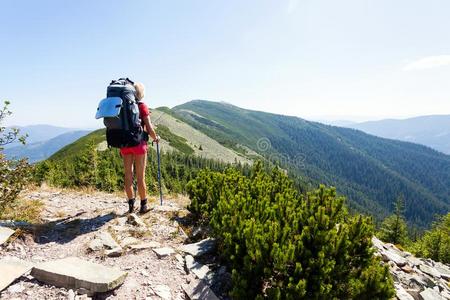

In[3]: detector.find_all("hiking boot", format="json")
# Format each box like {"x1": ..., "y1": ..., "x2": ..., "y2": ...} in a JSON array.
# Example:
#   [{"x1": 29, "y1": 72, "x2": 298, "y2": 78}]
[
  {"x1": 139, "y1": 199, "x2": 150, "y2": 214},
  {"x1": 128, "y1": 198, "x2": 135, "y2": 213}
]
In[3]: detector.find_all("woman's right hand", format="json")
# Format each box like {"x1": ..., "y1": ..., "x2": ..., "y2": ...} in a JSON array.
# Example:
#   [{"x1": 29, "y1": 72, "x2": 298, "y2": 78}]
[{"x1": 153, "y1": 135, "x2": 160, "y2": 144}]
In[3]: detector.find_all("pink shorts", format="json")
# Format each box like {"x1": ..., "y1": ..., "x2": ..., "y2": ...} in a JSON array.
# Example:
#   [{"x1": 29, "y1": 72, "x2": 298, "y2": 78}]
[{"x1": 120, "y1": 141, "x2": 148, "y2": 156}]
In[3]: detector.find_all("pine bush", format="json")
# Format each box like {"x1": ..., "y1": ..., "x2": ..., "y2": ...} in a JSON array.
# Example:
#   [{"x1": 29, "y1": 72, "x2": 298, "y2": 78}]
[{"x1": 187, "y1": 161, "x2": 394, "y2": 299}]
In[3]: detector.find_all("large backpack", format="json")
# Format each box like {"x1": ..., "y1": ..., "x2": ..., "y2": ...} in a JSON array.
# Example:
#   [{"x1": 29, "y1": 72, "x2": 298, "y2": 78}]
[{"x1": 95, "y1": 78, "x2": 144, "y2": 148}]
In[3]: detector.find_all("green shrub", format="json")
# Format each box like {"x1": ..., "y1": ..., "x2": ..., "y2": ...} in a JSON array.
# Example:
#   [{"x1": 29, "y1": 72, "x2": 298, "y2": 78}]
[
  {"x1": 411, "y1": 213, "x2": 450, "y2": 263},
  {"x1": 187, "y1": 162, "x2": 394, "y2": 299},
  {"x1": 0, "y1": 101, "x2": 31, "y2": 214}
]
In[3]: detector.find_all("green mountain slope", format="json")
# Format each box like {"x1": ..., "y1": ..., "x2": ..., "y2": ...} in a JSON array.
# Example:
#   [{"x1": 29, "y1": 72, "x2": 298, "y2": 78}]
[
  {"x1": 173, "y1": 100, "x2": 450, "y2": 227},
  {"x1": 49, "y1": 108, "x2": 248, "y2": 165}
]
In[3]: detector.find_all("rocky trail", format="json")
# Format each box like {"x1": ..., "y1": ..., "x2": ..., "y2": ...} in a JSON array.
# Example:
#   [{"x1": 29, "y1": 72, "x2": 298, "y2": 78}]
[
  {"x1": 0, "y1": 187, "x2": 225, "y2": 300},
  {"x1": 373, "y1": 237, "x2": 450, "y2": 300}
]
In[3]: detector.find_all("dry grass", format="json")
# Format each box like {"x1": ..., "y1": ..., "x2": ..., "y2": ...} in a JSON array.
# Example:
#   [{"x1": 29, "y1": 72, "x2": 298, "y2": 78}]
[{"x1": 0, "y1": 198, "x2": 44, "y2": 223}]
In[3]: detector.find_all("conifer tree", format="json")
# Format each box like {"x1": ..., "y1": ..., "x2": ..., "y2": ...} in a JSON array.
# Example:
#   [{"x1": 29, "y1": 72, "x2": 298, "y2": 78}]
[
  {"x1": 412, "y1": 213, "x2": 450, "y2": 263},
  {"x1": 379, "y1": 195, "x2": 409, "y2": 245}
]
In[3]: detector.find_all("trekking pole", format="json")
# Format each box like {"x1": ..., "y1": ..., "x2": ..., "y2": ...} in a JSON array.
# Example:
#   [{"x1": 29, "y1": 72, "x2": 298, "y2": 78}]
[{"x1": 156, "y1": 142, "x2": 163, "y2": 206}]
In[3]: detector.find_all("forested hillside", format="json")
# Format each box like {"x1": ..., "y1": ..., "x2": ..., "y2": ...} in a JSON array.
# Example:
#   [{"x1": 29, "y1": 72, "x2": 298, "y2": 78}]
[
  {"x1": 35, "y1": 127, "x2": 251, "y2": 196},
  {"x1": 173, "y1": 100, "x2": 450, "y2": 227},
  {"x1": 34, "y1": 101, "x2": 450, "y2": 228}
]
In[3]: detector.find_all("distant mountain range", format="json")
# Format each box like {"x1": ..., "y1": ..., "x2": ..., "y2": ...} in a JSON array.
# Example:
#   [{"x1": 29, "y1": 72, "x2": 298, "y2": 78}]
[
  {"x1": 4, "y1": 125, "x2": 91, "y2": 162},
  {"x1": 347, "y1": 115, "x2": 450, "y2": 154},
  {"x1": 4, "y1": 124, "x2": 82, "y2": 147}
]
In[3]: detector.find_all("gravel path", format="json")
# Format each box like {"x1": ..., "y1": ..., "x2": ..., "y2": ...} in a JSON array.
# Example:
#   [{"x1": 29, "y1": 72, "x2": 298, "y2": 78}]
[{"x1": 0, "y1": 186, "x2": 193, "y2": 300}]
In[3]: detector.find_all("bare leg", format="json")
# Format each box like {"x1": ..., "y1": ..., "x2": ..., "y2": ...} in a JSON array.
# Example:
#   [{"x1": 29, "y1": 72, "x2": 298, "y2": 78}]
[
  {"x1": 134, "y1": 153, "x2": 147, "y2": 200},
  {"x1": 123, "y1": 154, "x2": 135, "y2": 200}
]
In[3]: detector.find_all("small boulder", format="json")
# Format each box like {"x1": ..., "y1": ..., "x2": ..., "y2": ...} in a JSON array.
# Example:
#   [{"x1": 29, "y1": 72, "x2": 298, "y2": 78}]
[
  {"x1": 127, "y1": 214, "x2": 147, "y2": 228},
  {"x1": 185, "y1": 255, "x2": 210, "y2": 280},
  {"x1": 434, "y1": 264, "x2": 450, "y2": 281},
  {"x1": 153, "y1": 247, "x2": 175, "y2": 258},
  {"x1": 394, "y1": 284, "x2": 415, "y2": 300},
  {"x1": 0, "y1": 257, "x2": 34, "y2": 292},
  {"x1": 401, "y1": 265, "x2": 414, "y2": 274},
  {"x1": 105, "y1": 247, "x2": 123, "y2": 257},
  {"x1": 180, "y1": 238, "x2": 216, "y2": 258},
  {"x1": 0, "y1": 226, "x2": 15, "y2": 245},
  {"x1": 419, "y1": 288, "x2": 444, "y2": 300},
  {"x1": 120, "y1": 237, "x2": 140, "y2": 248},
  {"x1": 129, "y1": 242, "x2": 159, "y2": 251},
  {"x1": 182, "y1": 277, "x2": 219, "y2": 300},
  {"x1": 153, "y1": 284, "x2": 171, "y2": 300},
  {"x1": 88, "y1": 231, "x2": 120, "y2": 252},
  {"x1": 419, "y1": 264, "x2": 441, "y2": 278},
  {"x1": 97, "y1": 231, "x2": 120, "y2": 250},
  {"x1": 381, "y1": 249, "x2": 407, "y2": 267}
]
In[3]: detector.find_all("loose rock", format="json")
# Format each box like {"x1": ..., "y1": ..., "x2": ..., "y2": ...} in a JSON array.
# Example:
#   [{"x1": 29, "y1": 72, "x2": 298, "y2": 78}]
[
  {"x1": 419, "y1": 264, "x2": 441, "y2": 278},
  {"x1": 180, "y1": 238, "x2": 216, "y2": 258},
  {"x1": 153, "y1": 284, "x2": 171, "y2": 299},
  {"x1": 420, "y1": 287, "x2": 444, "y2": 300},
  {"x1": 0, "y1": 227, "x2": 15, "y2": 245},
  {"x1": 182, "y1": 277, "x2": 219, "y2": 300},
  {"x1": 185, "y1": 255, "x2": 210, "y2": 280},
  {"x1": 0, "y1": 257, "x2": 34, "y2": 292},
  {"x1": 127, "y1": 214, "x2": 147, "y2": 228},
  {"x1": 153, "y1": 247, "x2": 175, "y2": 258}
]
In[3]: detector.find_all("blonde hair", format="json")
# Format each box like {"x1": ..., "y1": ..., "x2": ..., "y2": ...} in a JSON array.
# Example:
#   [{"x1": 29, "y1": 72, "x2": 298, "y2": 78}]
[{"x1": 134, "y1": 82, "x2": 145, "y2": 100}]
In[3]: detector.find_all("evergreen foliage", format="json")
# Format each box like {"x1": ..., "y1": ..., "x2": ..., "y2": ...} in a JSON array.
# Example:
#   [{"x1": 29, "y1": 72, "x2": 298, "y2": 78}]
[
  {"x1": 411, "y1": 213, "x2": 450, "y2": 264},
  {"x1": 378, "y1": 196, "x2": 409, "y2": 245},
  {"x1": 0, "y1": 101, "x2": 31, "y2": 213},
  {"x1": 33, "y1": 131, "x2": 249, "y2": 195},
  {"x1": 187, "y1": 162, "x2": 395, "y2": 299},
  {"x1": 174, "y1": 100, "x2": 450, "y2": 228}
]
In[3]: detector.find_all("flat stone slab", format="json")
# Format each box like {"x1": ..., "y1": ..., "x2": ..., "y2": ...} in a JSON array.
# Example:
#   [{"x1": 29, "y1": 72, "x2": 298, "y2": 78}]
[
  {"x1": 420, "y1": 288, "x2": 444, "y2": 300},
  {"x1": 129, "y1": 241, "x2": 160, "y2": 251},
  {"x1": 0, "y1": 226, "x2": 15, "y2": 245},
  {"x1": 182, "y1": 278, "x2": 219, "y2": 300},
  {"x1": 153, "y1": 247, "x2": 175, "y2": 258},
  {"x1": 419, "y1": 264, "x2": 441, "y2": 278},
  {"x1": 394, "y1": 283, "x2": 415, "y2": 300},
  {"x1": 32, "y1": 257, "x2": 127, "y2": 293},
  {"x1": 435, "y1": 264, "x2": 450, "y2": 281},
  {"x1": 381, "y1": 249, "x2": 407, "y2": 267},
  {"x1": 0, "y1": 257, "x2": 34, "y2": 291},
  {"x1": 180, "y1": 238, "x2": 216, "y2": 257},
  {"x1": 185, "y1": 255, "x2": 210, "y2": 280}
]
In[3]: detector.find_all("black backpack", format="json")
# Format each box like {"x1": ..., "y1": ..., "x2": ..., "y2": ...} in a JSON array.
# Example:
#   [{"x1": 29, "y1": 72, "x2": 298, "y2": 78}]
[{"x1": 95, "y1": 78, "x2": 144, "y2": 148}]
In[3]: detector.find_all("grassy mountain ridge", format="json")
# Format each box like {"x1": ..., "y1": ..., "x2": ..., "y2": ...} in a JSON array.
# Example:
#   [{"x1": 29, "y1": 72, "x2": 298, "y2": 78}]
[
  {"x1": 49, "y1": 108, "x2": 247, "y2": 164},
  {"x1": 172, "y1": 100, "x2": 450, "y2": 227}
]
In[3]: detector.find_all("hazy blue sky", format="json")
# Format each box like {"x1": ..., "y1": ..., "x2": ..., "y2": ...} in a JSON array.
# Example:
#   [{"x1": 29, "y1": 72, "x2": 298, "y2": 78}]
[{"x1": 1, "y1": 0, "x2": 450, "y2": 127}]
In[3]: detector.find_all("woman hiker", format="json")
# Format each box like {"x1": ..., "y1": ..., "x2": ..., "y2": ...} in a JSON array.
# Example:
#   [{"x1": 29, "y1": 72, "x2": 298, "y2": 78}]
[{"x1": 120, "y1": 82, "x2": 159, "y2": 214}]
